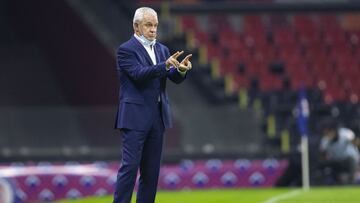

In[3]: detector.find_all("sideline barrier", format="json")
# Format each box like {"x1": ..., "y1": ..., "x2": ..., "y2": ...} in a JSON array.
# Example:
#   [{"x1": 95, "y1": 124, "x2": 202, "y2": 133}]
[{"x1": 0, "y1": 159, "x2": 288, "y2": 203}]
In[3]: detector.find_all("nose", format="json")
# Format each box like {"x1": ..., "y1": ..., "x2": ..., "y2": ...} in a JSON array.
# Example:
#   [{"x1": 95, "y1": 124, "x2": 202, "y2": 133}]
[{"x1": 151, "y1": 25, "x2": 157, "y2": 32}]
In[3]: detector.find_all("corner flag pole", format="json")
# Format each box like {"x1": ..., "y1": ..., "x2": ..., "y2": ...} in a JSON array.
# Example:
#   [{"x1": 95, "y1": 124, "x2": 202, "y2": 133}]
[
  {"x1": 297, "y1": 87, "x2": 310, "y2": 191},
  {"x1": 301, "y1": 134, "x2": 310, "y2": 190}
]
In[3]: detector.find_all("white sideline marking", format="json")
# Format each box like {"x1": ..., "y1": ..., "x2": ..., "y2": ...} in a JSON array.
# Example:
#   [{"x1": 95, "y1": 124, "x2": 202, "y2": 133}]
[{"x1": 261, "y1": 190, "x2": 303, "y2": 203}]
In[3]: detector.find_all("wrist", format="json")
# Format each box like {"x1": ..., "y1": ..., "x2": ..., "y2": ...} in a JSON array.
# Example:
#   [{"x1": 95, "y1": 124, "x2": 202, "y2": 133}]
[
  {"x1": 177, "y1": 68, "x2": 187, "y2": 73},
  {"x1": 165, "y1": 62, "x2": 171, "y2": 71},
  {"x1": 177, "y1": 68, "x2": 187, "y2": 76}
]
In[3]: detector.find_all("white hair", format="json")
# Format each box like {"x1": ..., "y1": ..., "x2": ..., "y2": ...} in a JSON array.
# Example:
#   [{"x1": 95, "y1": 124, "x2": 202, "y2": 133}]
[{"x1": 133, "y1": 7, "x2": 158, "y2": 25}]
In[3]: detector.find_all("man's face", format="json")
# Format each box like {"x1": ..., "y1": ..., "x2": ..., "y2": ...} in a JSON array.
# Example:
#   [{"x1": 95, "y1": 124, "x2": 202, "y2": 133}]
[{"x1": 136, "y1": 13, "x2": 158, "y2": 41}]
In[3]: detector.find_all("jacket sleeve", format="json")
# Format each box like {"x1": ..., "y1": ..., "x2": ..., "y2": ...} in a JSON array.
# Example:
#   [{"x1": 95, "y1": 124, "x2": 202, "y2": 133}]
[
  {"x1": 117, "y1": 47, "x2": 167, "y2": 83},
  {"x1": 167, "y1": 68, "x2": 186, "y2": 84}
]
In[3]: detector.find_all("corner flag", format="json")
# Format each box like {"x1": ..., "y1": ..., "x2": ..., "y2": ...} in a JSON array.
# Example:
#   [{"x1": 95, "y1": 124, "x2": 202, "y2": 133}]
[
  {"x1": 297, "y1": 88, "x2": 310, "y2": 137},
  {"x1": 296, "y1": 87, "x2": 310, "y2": 190}
]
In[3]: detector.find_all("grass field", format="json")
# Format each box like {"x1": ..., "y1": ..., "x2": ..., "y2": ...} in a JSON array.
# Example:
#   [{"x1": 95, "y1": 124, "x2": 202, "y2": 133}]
[{"x1": 56, "y1": 186, "x2": 360, "y2": 203}]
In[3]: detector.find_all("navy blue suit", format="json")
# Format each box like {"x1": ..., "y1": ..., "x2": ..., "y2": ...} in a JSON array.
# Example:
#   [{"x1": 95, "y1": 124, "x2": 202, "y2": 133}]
[{"x1": 113, "y1": 36, "x2": 186, "y2": 203}]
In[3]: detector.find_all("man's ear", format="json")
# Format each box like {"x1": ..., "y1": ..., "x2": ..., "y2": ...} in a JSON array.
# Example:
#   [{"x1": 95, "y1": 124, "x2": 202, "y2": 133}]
[{"x1": 133, "y1": 23, "x2": 139, "y2": 32}]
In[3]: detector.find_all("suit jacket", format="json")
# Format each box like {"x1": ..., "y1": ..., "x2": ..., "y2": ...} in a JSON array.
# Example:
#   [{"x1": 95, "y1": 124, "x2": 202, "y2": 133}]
[{"x1": 115, "y1": 36, "x2": 186, "y2": 131}]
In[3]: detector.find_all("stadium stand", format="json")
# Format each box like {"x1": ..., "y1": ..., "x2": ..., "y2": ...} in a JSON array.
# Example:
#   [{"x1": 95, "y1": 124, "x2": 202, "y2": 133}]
[{"x1": 175, "y1": 12, "x2": 360, "y2": 152}]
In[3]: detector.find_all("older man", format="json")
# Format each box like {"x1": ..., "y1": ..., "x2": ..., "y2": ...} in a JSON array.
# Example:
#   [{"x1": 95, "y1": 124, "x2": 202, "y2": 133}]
[{"x1": 113, "y1": 7, "x2": 192, "y2": 203}]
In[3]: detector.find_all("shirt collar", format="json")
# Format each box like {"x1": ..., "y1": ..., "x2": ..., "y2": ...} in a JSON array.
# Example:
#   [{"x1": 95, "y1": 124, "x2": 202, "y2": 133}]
[{"x1": 134, "y1": 34, "x2": 156, "y2": 48}]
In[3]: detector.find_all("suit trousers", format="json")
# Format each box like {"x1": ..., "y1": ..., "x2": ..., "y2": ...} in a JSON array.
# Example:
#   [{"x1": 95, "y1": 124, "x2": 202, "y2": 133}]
[{"x1": 113, "y1": 104, "x2": 165, "y2": 203}]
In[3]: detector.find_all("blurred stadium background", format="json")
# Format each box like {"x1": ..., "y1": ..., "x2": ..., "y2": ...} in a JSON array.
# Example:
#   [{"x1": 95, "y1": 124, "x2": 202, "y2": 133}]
[{"x1": 1, "y1": 0, "x2": 360, "y2": 202}]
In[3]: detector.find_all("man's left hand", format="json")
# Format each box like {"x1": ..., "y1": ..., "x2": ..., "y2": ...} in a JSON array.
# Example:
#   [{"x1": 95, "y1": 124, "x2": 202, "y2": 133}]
[{"x1": 178, "y1": 54, "x2": 192, "y2": 72}]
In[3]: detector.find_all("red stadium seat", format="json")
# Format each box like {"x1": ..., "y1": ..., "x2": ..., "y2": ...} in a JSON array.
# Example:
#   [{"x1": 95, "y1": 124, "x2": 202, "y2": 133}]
[
  {"x1": 233, "y1": 73, "x2": 250, "y2": 90},
  {"x1": 259, "y1": 74, "x2": 283, "y2": 91},
  {"x1": 273, "y1": 28, "x2": 296, "y2": 47},
  {"x1": 243, "y1": 15, "x2": 264, "y2": 34},
  {"x1": 181, "y1": 15, "x2": 198, "y2": 32}
]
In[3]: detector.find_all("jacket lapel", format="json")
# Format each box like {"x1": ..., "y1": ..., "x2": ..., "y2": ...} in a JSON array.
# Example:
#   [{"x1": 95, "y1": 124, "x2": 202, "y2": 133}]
[
  {"x1": 155, "y1": 44, "x2": 167, "y2": 93},
  {"x1": 131, "y1": 36, "x2": 154, "y2": 65},
  {"x1": 154, "y1": 43, "x2": 161, "y2": 64}
]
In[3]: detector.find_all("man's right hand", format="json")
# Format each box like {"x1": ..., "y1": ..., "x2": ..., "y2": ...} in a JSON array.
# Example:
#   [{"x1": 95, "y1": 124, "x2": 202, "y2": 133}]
[{"x1": 166, "y1": 51, "x2": 184, "y2": 70}]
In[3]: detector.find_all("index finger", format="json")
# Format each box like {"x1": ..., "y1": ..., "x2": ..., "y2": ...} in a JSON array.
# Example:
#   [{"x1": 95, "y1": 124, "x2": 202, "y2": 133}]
[
  {"x1": 172, "y1": 50, "x2": 184, "y2": 59},
  {"x1": 183, "y1": 54, "x2": 192, "y2": 61},
  {"x1": 170, "y1": 51, "x2": 179, "y2": 58}
]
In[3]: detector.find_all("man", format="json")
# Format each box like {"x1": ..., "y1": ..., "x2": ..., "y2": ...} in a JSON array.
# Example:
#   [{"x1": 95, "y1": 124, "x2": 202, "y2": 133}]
[
  {"x1": 319, "y1": 118, "x2": 359, "y2": 184},
  {"x1": 113, "y1": 7, "x2": 192, "y2": 203}
]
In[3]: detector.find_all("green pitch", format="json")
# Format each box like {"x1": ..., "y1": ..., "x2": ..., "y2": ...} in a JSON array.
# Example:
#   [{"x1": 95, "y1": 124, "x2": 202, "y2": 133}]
[{"x1": 56, "y1": 186, "x2": 360, "y2": 203}]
